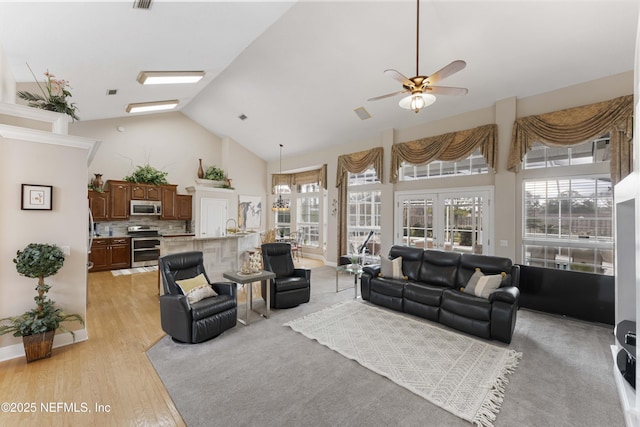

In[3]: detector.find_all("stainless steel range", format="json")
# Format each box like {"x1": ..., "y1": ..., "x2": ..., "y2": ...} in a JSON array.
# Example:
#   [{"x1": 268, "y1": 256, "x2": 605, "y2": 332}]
[{"x1": 128, "y1": 225, "x2": 161, "y2": 267}]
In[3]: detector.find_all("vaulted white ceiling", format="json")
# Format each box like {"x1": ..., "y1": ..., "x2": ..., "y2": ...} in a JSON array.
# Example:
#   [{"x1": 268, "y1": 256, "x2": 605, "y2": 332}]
[{"x1": 0, "y1": 1, "x2": 637, "y2": 161}]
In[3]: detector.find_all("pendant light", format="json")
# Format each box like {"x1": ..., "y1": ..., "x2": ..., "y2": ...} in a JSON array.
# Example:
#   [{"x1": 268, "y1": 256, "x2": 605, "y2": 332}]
[{"x1": 272, "y1": 144, "x2": 290, "y2": 212}]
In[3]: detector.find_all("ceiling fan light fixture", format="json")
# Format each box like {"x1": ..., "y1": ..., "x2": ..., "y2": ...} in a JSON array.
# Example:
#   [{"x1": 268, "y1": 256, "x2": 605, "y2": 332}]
[{"x1": 399, "y1": 93, "x2": 436, "y2": 113}]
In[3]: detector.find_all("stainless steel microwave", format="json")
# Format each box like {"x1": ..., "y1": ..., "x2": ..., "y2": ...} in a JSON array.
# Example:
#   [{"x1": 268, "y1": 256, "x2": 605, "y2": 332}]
[{"x1": 130, "y1": 200, "x2": 162, "y2": 216}]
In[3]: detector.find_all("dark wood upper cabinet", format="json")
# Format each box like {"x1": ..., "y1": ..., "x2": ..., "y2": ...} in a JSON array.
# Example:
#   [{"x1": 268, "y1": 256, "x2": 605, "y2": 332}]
[
  {"x1": 160, "y1": 185, "x2": 177, "y2": 220},
  {"x1": 177, "y1": 194, "x2": 192, "y2": 220},
  {"x1": 131, "y1": 184, "x2": 161, "y2": 201},
  {"x1": 107, "y1": 181, "x2": 130, "y2": 220},
  {"x1": 88, "y1": 190, "x2": 109, "y2": 221}
]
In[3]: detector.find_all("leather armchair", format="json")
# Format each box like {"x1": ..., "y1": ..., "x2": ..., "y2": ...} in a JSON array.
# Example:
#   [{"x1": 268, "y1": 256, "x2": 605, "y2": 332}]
[
  {"x1": 261, "y1": 243, "x2": 310, "y2": 309},
  {"x1": 159, "y1": 251, "x2": 237, "y2": 343}
]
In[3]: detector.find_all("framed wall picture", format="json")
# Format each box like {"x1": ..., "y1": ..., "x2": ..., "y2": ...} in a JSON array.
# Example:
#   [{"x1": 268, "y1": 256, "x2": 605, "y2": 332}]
[
  {"x1": 21, "y1": 184, "x2": 53, "y2": 210},
  {"x1": 238, "y1": 195, "x2": 262, "y2": 231}
]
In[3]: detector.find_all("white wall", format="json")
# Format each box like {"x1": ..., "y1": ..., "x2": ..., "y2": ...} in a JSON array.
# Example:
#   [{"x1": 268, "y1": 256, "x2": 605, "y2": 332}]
[
  {"x1": 0, "y1": 136, "x2": 91, "y2": 353},
  {"x1": 70, "y1": 113, "x2": 268, "y2": 201},
  {"x1": 0, "y1": 43, "x2": 15, "y2": 103},
  {"x1": 267, "y1": 71, "x2": 634, "y2": 264}
]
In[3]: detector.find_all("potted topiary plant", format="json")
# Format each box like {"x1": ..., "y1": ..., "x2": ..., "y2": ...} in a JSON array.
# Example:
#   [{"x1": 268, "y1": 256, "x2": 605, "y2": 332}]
[{"x1": 0, "y1": 243, "x2": 84, "y2": 363}]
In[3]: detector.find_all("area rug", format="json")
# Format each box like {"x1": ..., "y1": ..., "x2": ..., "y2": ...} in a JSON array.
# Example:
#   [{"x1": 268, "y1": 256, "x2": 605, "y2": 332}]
[
  {"x1": 284, "y1": 300, "x2": 522, "y2": 427},
  {"x1": 110, "y1": 265, "x2": 158, "y2": 276}
]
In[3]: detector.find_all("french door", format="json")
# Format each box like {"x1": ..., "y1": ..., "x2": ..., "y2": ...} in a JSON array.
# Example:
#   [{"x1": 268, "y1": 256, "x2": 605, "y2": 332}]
[{"x1": 394, "y1": 187, "x2": 494, "y2": 255}]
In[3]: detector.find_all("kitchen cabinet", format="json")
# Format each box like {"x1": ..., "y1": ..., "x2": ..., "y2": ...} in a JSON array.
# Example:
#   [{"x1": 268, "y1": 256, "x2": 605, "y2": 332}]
[
  {"x1": 131, "y1": 184, "x2": 161, "y2": 201},
  {"x1": 89, "y1": 237, "x2": 131, "y2": 272},
  {"x1": 88, "y1": 190, "x2": 109, "y2": 221},
  {"x1": 160, "y1": 185, "x2": 177, "y2": 220},
  {"x1": 107, "y1": 181, "x2": 130, "y2": 220},
  {"x1": 177, "y1": 194, "x2": 192, "y2": 220}
]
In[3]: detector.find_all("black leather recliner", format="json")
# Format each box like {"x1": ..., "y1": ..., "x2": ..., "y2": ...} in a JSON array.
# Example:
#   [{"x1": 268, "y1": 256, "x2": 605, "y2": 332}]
[
  {"x1": 261, "y1": 243, "x2": 311, "y2": 309},
  {"x1": 159, "y1": 251, "x2": 237, "y2": 343}
]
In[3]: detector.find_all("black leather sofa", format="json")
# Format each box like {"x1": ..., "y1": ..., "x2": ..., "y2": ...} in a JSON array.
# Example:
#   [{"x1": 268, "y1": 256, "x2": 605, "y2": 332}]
[{"x1": 360, "y1": 246, "x2": 520, "y2": 343}]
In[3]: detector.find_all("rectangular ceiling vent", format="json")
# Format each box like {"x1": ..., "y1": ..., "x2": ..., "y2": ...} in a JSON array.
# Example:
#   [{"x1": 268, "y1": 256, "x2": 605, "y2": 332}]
[
  {"x1": 133, "y1": 0, "x2": 152, "y2": 9},
  {"x1": 106, "y1": 89, "x2": 118, "y2": 96},
  {"x1": 354, "y1": 107, "x2": 371, "y2": 121}
]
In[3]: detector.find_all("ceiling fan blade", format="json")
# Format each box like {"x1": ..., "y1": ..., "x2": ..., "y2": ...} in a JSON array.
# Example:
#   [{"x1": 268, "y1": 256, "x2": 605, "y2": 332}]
[
  {"x1": 426, "y1": 60, "x2": 467, "y2": 84},
  {"x1": 368, "y1": 89, "x2": 409, "y2": 102},
  {"x1": 425, "y1": 86, "x2": 469, "y2": 96},
  {"x1": 384, "y1": 69, "x2": 413, "y2": 87}
]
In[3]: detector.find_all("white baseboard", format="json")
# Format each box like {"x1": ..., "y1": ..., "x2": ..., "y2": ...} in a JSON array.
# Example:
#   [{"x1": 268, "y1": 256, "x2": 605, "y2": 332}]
[{"x1": 0, "y1": 329, "x2": 88, "y2": 363}]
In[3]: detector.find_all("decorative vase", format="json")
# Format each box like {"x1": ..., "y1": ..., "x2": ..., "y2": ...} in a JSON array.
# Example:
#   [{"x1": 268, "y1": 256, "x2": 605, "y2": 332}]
[
  {"x1": 22, "y1": 330, "x2": 55, "y2": 363},
  {"x1": 197, "y1": 159, "x2": 204, "y2": 179},
  {"x1": 92, "y1": 173, "x2": 103, "y2": 190}
]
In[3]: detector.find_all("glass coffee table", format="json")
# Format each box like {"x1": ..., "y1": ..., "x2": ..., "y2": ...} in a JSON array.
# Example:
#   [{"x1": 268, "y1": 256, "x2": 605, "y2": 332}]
[{"x1": 336, "y1": 263, "x2": 363, "y2": 299}]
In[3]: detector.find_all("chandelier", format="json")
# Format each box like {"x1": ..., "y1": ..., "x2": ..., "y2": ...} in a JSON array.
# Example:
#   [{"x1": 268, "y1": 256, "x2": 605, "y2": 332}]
[{"x1": 272, "y1": 144, "x2": 290, "y2": 212}]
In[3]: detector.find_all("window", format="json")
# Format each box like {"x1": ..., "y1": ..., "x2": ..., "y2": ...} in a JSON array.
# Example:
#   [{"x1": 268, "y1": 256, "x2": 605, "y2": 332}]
[
  {"x1": 348, "y1": 169, "x2": 380, "y2": 186},
  {"x1": 396, "y1": 189, "x2": 491, "y2": 255},
  {"x1": 398, "y1": 149, "x2": 488, "y2": 181},
  {"x1": 523, "y1": 176, "x2": 613, "y2": 275},
  {"x1": 274, "y1": 184, "x2": 291, "y2": 236},
  {"x1": 297, "y1": 183, "x2": 320, "y2": 247},
  {"x1": 523, "y1": 135, "x2": 610, "y2": 169},
  {"x1": 346, "y1": 169, "x2": 381, "y2": 260}
]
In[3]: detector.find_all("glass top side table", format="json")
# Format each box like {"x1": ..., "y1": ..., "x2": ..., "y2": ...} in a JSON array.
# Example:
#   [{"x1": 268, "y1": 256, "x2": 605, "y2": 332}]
[{"x1": 336, "y1": 263, "x2": 363, "y2": 299}]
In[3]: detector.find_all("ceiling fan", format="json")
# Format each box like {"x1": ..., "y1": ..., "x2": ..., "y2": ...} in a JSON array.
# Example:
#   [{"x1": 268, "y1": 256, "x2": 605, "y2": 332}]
[{"x1": 368, "y1": 0, "x2": 468, "y2": 113}]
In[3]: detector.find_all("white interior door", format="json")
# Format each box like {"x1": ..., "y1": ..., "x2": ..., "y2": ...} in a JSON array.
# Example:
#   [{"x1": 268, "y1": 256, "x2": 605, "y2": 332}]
[
  {"x1": 200, "y1": 198, "x2": 228, "y2": 238},
  {"x1": 395, "y1": 187, "x2": 493, "y2": 255}
]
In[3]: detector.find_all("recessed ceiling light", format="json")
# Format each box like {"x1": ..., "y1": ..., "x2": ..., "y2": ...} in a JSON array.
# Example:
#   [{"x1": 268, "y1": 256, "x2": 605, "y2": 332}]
[
  {"x1": 136, "y1": 71, "x2": 205, "y2": 85},
  {"x1": 126, "y1": 100, "x2": 179, "y2": 114}
]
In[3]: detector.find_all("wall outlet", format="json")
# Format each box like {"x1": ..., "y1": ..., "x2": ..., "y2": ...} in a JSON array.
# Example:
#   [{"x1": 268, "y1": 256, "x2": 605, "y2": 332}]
[
  {"x1": 61, "y1": 245, "x2": 71, "y2": 256},
  {"x1": 499, "y1": 240, "x2": 508, "y2": 247}
]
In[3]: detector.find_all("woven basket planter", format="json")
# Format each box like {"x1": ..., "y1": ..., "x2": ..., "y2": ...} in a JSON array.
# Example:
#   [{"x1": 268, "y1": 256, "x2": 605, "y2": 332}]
[{"x1": 22, "y1": 330, "x2": 55, "y2": 363}]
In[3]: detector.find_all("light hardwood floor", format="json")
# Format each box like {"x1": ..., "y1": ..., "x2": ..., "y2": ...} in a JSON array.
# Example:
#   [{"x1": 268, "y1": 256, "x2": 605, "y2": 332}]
[{"x1": 0, "y1": 257, "x2": 322, "y2": 426}]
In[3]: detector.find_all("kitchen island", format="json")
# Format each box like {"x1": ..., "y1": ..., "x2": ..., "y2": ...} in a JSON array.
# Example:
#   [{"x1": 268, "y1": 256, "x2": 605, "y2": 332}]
[{"x1": 160, "y1": 232, "x2": 261, "y2": 286}]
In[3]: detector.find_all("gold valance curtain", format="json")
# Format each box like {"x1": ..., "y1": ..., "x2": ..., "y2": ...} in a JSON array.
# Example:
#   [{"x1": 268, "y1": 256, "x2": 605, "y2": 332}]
[
  {"x1": 335, "y1": 147, "x2": 384, "y2": 260},
  {"x1": 336, "y1": 147, "x2": 384, "y2": 188},
  {"x1": 294, "y1": 164, "x2": 327, "y2": 189},
  {"x1": 271, "y1": 164, "x2": 327, "y2": 194},
  {"x1": 508, "y1": 94, "x2": 633, "y2": 184},
  {"x1": 390, "y1": 124, "x2": 497, "y2": 183}
]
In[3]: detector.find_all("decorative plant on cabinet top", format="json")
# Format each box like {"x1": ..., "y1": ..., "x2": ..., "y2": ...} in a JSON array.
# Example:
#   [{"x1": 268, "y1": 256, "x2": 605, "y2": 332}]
[{"x1": 123, "y1": 164, "x2": 169, "y2": 185}]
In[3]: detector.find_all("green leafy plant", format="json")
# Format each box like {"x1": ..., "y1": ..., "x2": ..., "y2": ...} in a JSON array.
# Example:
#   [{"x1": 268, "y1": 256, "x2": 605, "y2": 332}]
[
  {"x1": 204, "y1": 166, "x2": 226, "y2": 181},
  {"x1": 123, "y1": 164, "x2": 169, "y2": 185},
  {"x1": 0, "y1": 244, "x2": 84, "y2": 339},
  {"x1": 17, "y1": 68, "x2": 79, "y2": 121}
]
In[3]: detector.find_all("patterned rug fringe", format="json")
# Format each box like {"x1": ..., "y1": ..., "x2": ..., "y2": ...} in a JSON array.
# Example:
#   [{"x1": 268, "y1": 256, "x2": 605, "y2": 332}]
[{"x1": 472, "y1": 350, "x2": 522, "y2": 427}]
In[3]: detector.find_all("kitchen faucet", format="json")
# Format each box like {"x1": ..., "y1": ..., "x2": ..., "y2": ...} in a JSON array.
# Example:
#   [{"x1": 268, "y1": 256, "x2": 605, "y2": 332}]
[{"x1": 226, "y1": 218, "x2": 237, "y2": 234}]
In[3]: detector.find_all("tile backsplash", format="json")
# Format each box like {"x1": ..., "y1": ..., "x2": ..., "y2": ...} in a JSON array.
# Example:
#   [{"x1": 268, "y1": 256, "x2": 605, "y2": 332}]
[{"x1": 93, "y1": 217, "x2": 192, "y2": 237}]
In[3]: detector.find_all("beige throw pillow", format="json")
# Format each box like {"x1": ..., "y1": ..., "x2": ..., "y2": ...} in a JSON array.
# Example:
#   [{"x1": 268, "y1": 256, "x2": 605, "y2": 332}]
[
  {"x1": 175, "y1": 273, "x2": 218, "y2": 304},
  {"x1": 378, "y1": 256, "x2": 406, "y2": 280},
  {"x1": 462, "y1": 269, "x2": 505, "y2": 298}
]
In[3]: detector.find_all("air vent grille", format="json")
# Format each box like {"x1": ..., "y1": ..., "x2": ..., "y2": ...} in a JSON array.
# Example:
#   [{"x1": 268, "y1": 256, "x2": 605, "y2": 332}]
[
  {"x1": 133, "y1": 0, "x2": 152, "y2": 9},
  {"x1": 106, "y1": 89, "x2": 118, "y2": 96},
  {"x1": 354, "y1": 107, "x2": 371, "y2": 120}
]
